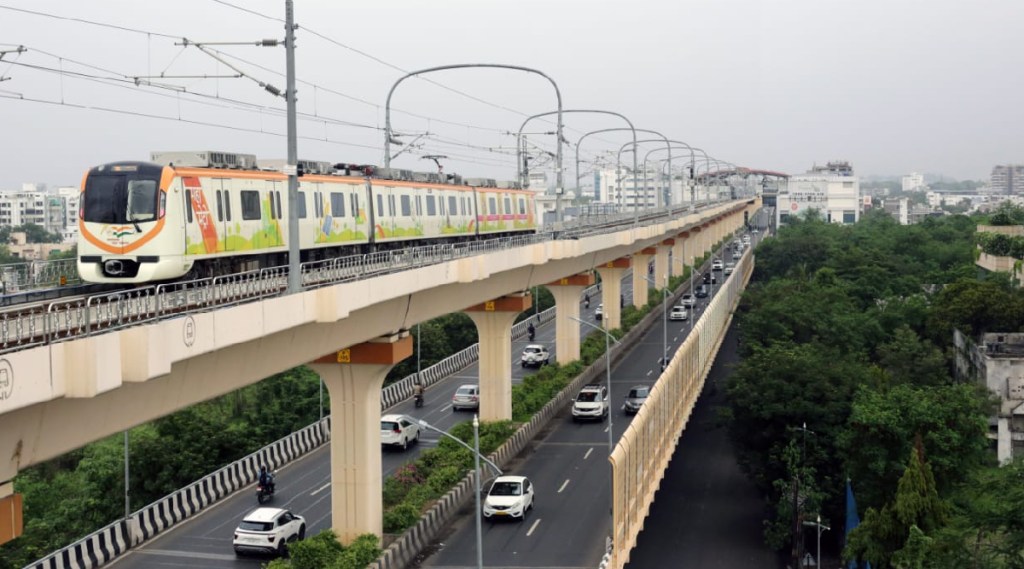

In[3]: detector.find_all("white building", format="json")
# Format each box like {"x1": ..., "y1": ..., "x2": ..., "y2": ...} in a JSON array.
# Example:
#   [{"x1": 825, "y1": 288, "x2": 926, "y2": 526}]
[
  {"x1": 902, "y1": 172, "x2": 926, "y2": 192},
  {"x1": 0, "y1": 184, "x2": 81, "y2": 242},
  {"x1": 776, "y1": 161, "x2": 860, "y2": 225},
  {"x1": 595, "y1": 167, "x2": 697, "y2": 210}
]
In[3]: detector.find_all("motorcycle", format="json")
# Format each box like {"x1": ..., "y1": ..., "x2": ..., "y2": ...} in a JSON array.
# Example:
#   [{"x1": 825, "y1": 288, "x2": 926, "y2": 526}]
[
  {"x1": 414, "y1": 393, "x2": 424, "y2": 408},
  {"x1": 256, "y1": 475, "x2": 275, "y2": 504}
]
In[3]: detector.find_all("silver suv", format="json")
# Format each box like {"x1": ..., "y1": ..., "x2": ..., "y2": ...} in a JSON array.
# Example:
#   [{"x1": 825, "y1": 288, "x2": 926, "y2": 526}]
[
  {"x1": 521, "y1": 344, "x2": 551, "y2": 368},
  {"x1": 572, "y1": 383, "x2": 609, "y2": 421}
]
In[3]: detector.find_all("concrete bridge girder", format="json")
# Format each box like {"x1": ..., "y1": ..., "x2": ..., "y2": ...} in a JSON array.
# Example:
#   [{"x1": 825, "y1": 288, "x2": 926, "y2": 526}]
[{"x1": 0, "y1": 202, "x2": 751, "y2": 487}]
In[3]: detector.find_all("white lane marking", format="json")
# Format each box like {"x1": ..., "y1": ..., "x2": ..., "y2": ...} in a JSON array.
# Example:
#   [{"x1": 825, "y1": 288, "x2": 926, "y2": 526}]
[
  {"x1": 526, "y1": 518, "x2": 542, "y2": 536},
  {"x1": 311, "y1": 482, "x2": 330, "y2": 496},
  {"x1": 558, "y1": 479, "x2": 570, "y2": 493},
  {"x1": 584, "y1": 447, "x2": 594, "y2": 460},
  {"x1": 646, "y1": 369, "x2": 653, "y2": 376},
  {"x1": 441, "y1": 405, "x2": 452, "y2": 413},
  {"x1": 604, "y1": 424, "x2": 610, "y2": 433}
]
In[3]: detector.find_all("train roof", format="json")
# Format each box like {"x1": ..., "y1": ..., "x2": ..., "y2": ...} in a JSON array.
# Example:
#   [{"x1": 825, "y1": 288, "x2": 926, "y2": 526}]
[{"x1": 145, "y1": 150, "x2": 523, "y2": 189}]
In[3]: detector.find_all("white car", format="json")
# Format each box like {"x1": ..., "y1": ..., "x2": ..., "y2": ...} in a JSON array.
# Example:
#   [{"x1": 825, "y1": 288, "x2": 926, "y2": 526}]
[
  {"x1": 724, "y1": 263, "x2": 735, "y2": 275},
  {"x1": 451, "y1": 384, "x2": 480, "y2": 411},
  {"x1": 711, "y1": 259, "x2": 724, "y2": 271},
  {"x1": 743, "y1": 234, "x2": 751, "y2": 244},
  {"x1": 669, "y1": 306, "x2": 688, "y2": 321},
  {"x1": 381, "y1": 414, "x2": 420, "y2": 450},
  {"x1": 233, "y1": 507, "x2": 306, "y2": 557},
  {"x1": 572, "y1": 383, "x2": 609, "y2": 421},
  {"x1": 483, "y1": 475, "x2": 534, "y2": 521},
  {"x1": 732, "y1": 250, "x2": 742, "y2": 260},
  {"x1": 521, "y1": 344, "x2": 551, "y2": 368},
  {"x1": 594, "y1": 303, "x2": 604, "y2": 320},
  {"x1": 680, "y1": 294, "x2": 696, "y2": 308}
]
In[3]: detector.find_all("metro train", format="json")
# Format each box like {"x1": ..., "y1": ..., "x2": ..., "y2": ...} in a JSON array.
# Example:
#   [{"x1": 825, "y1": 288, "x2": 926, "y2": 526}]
[{"x1": 77, "y1": 151, "x2": 538, "y2": 284}]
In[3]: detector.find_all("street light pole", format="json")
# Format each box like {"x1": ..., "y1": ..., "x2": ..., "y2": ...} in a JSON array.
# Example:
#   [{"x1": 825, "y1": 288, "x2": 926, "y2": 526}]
[
  {"x1": 642, "y1": 274, "x2": 669, "y2": 370},
  {"x1": 473, "y1": 416, "x2": 483, "y2": 569},
  {"x1": 417, "y1": 417, "x2": 502, "y2": 569},
  {"x1": 802, "y1": 514, "x2": 830, "y2": 567}
]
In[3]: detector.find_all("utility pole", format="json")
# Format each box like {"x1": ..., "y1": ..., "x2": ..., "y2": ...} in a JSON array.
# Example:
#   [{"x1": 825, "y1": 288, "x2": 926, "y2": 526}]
[{"x1": 284, "y1": 0, "x2": 300, "y2": 294}]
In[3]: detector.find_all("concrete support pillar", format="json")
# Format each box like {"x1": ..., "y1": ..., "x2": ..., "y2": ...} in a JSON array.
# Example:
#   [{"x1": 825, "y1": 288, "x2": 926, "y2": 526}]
[
  {"x1": 545, "y1": 272, "x2": 596, "y2": 364},
  {"x1": 309, "y1": 333, "x2": 413, "y2": 544},
  {"x1": 655, "y1": 241, "x2": 671, "y2": 287},
  {"x1": 671, "y1": 236, "x2": 685, "y2": 277},
  {"x1": 998, "y1": 417, "x2": 1012, "y2": 465},
  {"x1": 632, "y1": 249, "x2": 655, "y2": 308},
  {"x1": 465, "y1": 293, "x2": 532, "y2": 421},
  {"x1": 596, "y1": 258, "x2": 630, "y2": 330}
]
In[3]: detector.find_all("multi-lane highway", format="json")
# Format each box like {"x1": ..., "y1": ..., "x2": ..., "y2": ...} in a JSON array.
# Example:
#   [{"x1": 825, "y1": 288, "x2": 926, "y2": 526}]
[{"x1": 103, "y1": 230, "x2": 756, "y2": 569}]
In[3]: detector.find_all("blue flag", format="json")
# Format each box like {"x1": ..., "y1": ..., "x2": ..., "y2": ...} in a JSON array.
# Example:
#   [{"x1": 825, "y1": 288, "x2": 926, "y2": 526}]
[{"x1": 845, "y1": 479, "x2": 871, "y2": 569}]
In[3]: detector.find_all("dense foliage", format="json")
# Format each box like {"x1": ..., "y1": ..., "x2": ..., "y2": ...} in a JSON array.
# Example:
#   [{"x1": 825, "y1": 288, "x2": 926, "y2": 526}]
[
  {"x1": 725, "y1": 209, "x2": 1024, "y2": 568},
  {"x1": 265, "y1": 531, "x2": 381, "y2": 569}
]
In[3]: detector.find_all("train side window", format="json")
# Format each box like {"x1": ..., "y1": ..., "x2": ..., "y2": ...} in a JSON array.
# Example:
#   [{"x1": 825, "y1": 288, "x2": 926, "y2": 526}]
[
  {"x1": 448, "y1": 196, "x2": 457, "y2": 215},
  {"x1": 296, "y1": 191, "x2": 307, "y2": 219},
  {"x1": 268, "y1": 191, "x2": 276, "y2": 220},
  {"x1": 400, "y1": 195, "x2": 411, "y2": 216},
  {"x1": 330, "y1": 192, "x2": 346, "y2": 217},
  {"x1": 215, "y1": 190, "x2": 223, "y2": 222},
  {"x1": 376, "y1": 194, "x2": 384, "y2": 217},
  {"x1": 488, "y1": 197, "x2": 497, "y2": 215},
  {"x1": 224, "y1": 190, "x2": 232, "y2": 221},
  {"x1": 439, "y1": 194, "x2": 445, "y2": 215},
  {"x1": 185, "y1": 189, "x2": 194, "y2": 224},
  {"x1": 389, "y1": 194, "x2": 395, "y2": 216},
  {"x1": 276, "y1": 191, "x2": 283, "y2": 220},
  {"x1": 315, "y1": 192, "x2": 323, "y2": 217},
  {"x1": 415, "y1": 196, "x2": 422, "y2": 216},
  {"x1": 240, "y1": 190, "x2": 261, "y2": 220},
  {"x1": 426, "y1": 195, "x2": 437, "y2": 216},
  {"x1": 504, "y1": 197, "x2": 512, "y2": 214},
  {"x1": 519, "y1": 198, "x2": 526, "y2": 215},
  {"x1": 351, "y1": 194, "x2": 360, "y2": 218}
]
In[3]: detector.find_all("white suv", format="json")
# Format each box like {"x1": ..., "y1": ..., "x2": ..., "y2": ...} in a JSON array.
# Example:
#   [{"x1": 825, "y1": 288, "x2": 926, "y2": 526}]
[
  {"x1": 233, "y1": 507, "x2": 306, "y2": 557},
  {"x1": 572, "y1": 383, "x2": 609, "y2": 421},
  {"x1": 521, "y1": 344, "x2": 551, "y2": 368},
  {"x1": 381, "y1": 414, "x2": 420, "y2": 450}
]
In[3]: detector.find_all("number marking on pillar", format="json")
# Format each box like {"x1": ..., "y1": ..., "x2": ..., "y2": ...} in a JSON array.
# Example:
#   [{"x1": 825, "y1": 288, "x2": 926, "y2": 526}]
[
  {"x1": 485, "y1": 300, "x2": 495, "y2": 311},
  {"x1": 336, "y1": 349, "x2": 351, "y2": 363}
]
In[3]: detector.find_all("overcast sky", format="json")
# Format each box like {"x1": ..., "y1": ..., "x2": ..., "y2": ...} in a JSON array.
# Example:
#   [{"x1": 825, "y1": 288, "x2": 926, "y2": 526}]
[{"x1": 1, "y1": 0, "x2": 1022, "y2": 190}]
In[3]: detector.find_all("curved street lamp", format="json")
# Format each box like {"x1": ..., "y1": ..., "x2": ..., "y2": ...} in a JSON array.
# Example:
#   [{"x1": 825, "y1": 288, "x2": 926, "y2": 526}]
[
  {"x1": 514, "y1": 109, "x2": 636, "y2": 222},
  {"x1": 384, "y1": 63, "x2": 564, "y2": 213},
  {"x1": 573, "y1": 127, "x2": 669, "y2": 209}
]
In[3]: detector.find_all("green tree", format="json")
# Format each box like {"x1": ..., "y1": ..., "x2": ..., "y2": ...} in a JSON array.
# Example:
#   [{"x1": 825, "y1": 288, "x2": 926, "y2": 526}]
[
  {"x1": 846, "y1": 444, "x2": 949, "y2": 569},
  {"x1": 875, "y1": 325, "x2": 949, "y2": 387},
  {"x1": 839, "y1": 384, "x2": 988, "y2": 510}
]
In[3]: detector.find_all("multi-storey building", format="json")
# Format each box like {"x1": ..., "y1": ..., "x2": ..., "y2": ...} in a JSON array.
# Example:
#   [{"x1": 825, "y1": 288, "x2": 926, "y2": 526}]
[
  {"x1": 990, "y1": 164, "x2": 1024, "y2": 195},
  {"x1": 955, "y1": 331, "x2": 1024, "y2": 464},
  {"x1": 776, "y1": 161, "x2": 860, "y2": 225},
  {"x1": 0, "y1": 184, "x2": 81, "y2": 242},
  {"x1": 901, "y1": 172, "x2": 925, "y2": 192}
]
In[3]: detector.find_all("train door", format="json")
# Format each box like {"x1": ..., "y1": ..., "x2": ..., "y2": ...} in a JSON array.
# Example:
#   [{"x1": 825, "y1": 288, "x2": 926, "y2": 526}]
[{"x1": 213, "y1": 178, "x2": 231, "y2": 252}]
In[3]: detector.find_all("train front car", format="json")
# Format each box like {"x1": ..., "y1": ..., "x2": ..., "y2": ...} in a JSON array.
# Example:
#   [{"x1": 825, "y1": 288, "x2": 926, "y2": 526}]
[{"x1": 78, "y1": 162, "x2": 186, "y2": 284}]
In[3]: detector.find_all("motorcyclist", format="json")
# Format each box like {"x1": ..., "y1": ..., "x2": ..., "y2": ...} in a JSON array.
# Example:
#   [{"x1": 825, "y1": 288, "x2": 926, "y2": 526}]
[
  {"x1": 258, "y1": 465, "x2": 275, "y2": 494},
  {"x1": 413, "y1": 381, "x2": 425, "y2": 405},
  {"x1": 584, "y1": 293, "x2": 590, "y2": 309},
  {"x1": 527, "y1": 322, "x2": 536, "y2": 341}
]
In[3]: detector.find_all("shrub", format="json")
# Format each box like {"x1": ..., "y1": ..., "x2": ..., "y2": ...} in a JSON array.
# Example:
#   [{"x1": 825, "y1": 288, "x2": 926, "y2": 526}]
[
  {"x1": 285, "y1": 530, "x2": 345, "y2": 569},
  {"x1": 383, "y1": 503, "x2": 420, "y2": 533}
]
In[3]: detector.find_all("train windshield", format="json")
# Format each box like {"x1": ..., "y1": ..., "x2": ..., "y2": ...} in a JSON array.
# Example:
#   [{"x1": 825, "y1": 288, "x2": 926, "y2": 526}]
[{"x1": 83, "y1": 173, "x2": 161, "y2": 224}]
